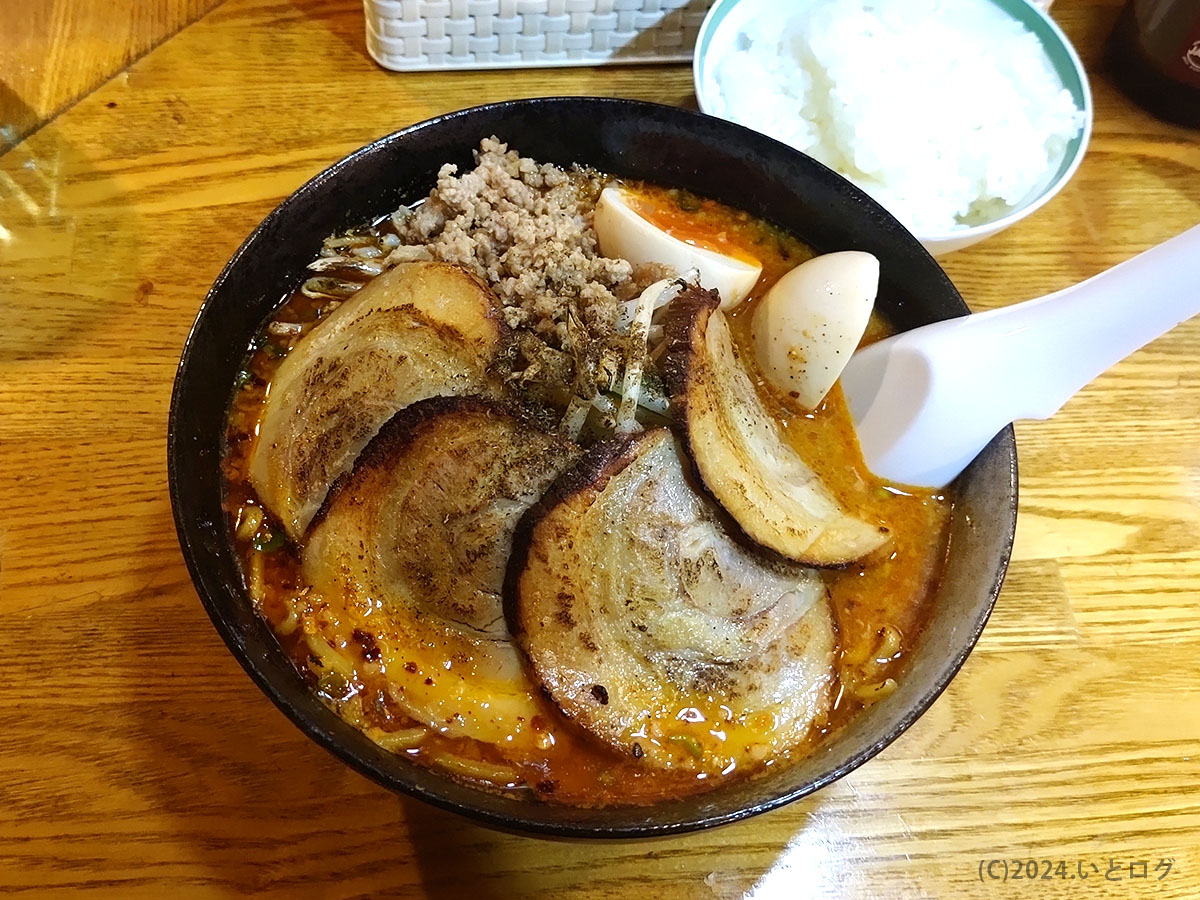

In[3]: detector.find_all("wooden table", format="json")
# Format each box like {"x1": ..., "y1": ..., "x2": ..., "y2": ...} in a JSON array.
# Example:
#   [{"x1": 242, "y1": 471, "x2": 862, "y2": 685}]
[{"x1": 2, "y1": 0, "x2": 1198, "y2": 896}]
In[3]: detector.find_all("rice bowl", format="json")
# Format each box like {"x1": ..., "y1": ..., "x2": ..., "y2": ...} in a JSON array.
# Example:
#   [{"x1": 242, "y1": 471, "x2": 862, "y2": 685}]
[{"x1": 694, "y1": 0, "x2": 1093, "y2": 254}]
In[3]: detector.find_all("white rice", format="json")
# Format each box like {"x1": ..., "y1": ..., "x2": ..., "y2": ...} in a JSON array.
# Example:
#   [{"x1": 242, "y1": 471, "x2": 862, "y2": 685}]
[{"x1": 708, "y1": 0, "x2": 1085, "y2": 234}]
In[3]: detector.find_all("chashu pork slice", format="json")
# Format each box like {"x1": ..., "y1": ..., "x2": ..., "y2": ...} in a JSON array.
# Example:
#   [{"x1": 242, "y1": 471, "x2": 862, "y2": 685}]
[
  {"x1": 250, "y1": 261, "x2": 506, "y2": 540},
  {"x1": 303, "y1": 397, "x2": 580, "y2": 751},
  {"x1": 661, "y1": 284, "x2": 890, "y2": 566},
  {"x1": 509, "y1": 428, "x2": 836, "y2": 773}
]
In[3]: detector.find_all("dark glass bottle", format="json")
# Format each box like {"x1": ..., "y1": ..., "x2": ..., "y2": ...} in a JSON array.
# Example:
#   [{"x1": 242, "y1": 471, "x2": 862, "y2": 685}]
[{"x1": 1104, "y1": 0, "x2": 1200, "y2": 127}]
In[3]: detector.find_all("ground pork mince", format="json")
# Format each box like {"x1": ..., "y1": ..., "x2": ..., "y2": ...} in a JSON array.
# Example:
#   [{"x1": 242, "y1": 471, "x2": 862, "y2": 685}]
[{"x1": 388, "y1": 138, "x2": 666, "y2": 406}]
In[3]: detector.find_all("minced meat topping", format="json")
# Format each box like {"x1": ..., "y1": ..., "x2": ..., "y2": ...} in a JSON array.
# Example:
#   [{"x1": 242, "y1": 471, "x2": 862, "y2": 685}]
[{"x1": 390, "y1": 138, "x2": 664, "y2": 405}]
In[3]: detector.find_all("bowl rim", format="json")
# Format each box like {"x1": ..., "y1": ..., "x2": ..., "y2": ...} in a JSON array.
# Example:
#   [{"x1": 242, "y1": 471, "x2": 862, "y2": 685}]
[
  {"x1": 692, "y1": 0, "x2": 1094, "y2": 244},
  {"x1": 167, "y1": 96, "x2": 1018, "y2": 838}
]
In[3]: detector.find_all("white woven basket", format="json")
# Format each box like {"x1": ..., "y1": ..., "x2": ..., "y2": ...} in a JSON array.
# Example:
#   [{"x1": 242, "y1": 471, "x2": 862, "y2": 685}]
[{"x1": 364, "y1": 0, "x2": 716, "y2": 71}]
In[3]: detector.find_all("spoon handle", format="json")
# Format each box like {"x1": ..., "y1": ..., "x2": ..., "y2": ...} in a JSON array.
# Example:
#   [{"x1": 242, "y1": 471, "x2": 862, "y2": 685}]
[
  {"x1": 973, "y1": 222, "x2": 1200, "y2": 421},
  {"x1": 842, "y1": 224, "x2": 1200, "y2": 487}
]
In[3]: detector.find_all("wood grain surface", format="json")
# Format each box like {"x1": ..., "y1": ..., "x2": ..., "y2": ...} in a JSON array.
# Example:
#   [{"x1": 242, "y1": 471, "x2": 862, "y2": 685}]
[
  {"x1": 1, "y1": 0, "x2": 1198, "y2": 897},
  {"x1": 0, "y1": 0, "x2": 223, "y2": 146}
]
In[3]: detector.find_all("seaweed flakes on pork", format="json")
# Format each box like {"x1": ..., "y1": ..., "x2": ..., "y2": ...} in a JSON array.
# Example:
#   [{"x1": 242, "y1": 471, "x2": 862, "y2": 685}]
[{"x1": 391, "y1": 137, "x2": 663, "y2": 408}]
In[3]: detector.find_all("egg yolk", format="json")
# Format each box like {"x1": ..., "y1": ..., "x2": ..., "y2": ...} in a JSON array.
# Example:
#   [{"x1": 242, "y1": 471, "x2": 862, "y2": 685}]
[{"x1": 621, "y1": 190, "x2": 762, "y2": 266}]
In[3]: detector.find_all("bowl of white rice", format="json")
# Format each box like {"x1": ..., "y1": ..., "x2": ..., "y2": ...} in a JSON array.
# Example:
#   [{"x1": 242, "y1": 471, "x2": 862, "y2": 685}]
[{"x1": 694, "y1": 0, "x2": 1092, "y2": 255}]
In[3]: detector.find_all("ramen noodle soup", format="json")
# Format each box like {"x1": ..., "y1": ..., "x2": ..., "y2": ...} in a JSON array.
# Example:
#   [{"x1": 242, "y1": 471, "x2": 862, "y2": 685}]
[{"x1": 222, "y1": 138, "x2": 950, "y2": 806}]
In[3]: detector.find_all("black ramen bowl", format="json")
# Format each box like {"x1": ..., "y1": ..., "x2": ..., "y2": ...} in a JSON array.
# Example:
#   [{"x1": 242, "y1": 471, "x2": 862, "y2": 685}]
[{"x1": 168, "y1": 97, "x2": 1016, "y2": 838}]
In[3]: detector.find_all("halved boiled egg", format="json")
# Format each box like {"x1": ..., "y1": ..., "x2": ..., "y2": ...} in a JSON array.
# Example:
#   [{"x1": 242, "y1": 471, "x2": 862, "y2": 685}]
[
  {"x1": 751, "y1": 251, "x2": 879, "y2": 410},
  {"x1": 594, "y1": 186, "x2": 762, "y2": 308}
]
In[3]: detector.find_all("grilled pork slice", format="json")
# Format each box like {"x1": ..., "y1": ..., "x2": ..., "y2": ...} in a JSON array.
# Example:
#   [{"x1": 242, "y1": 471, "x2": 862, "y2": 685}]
[
  {"x1": 302, "y1": 397, "x2": 579, "y2": 751},
  {"x1": 662, "y1": 285, "x2": 889, "y2": 566},
  {"x1": 250, "y1": 261, "x2": 505, "y2": 539},
  {"x1": 509, "y1": 428, "x2": 836, "y2": 773}
]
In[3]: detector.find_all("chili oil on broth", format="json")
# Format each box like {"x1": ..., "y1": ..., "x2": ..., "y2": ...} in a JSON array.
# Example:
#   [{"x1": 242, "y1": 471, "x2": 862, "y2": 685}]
[{"x1": 220, "y1": 181, "x2": 950, "y2": 807}]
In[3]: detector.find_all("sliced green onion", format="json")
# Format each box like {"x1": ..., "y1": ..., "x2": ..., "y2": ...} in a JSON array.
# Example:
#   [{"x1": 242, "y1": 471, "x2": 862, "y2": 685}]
[
  {"x1": 316, "y1": 671, "x2": 350, "y2": 700},
  {"x1": 252, "y1": 529, "x2": 286, "y2": 552},
  {"x1": 668, "y1": 734, "x2": 704, "y2": 759},
  {"x1": 675, "y1": 190, "x2": 702, "y2": 212}
]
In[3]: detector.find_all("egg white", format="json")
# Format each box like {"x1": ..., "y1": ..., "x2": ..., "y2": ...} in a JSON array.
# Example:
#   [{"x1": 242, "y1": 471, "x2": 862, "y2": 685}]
[
  {"x1": 594, "y1": 186, "x2": 762, "y2": 309},
  {"x1": 751, "y1": 251, "x2": 879, "y2": 409}
]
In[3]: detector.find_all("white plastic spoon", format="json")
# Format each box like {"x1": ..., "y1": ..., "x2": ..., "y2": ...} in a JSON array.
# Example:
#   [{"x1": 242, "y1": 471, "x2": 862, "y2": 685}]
[{"x1": 839, "y1": 224, "x2": 1200, "y2": 488}]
